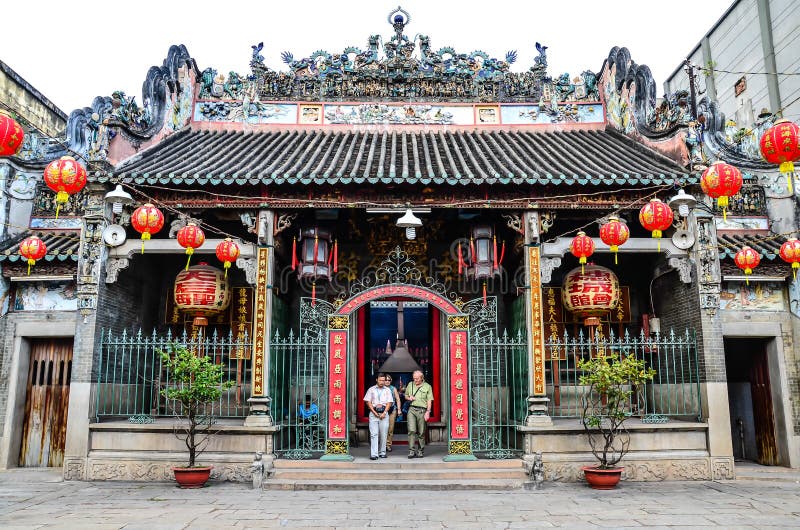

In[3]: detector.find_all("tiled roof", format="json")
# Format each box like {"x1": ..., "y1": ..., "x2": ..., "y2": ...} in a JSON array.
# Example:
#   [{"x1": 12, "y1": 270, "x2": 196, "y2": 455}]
[
  {"x1": 105, "y1": 127, "x2": 692, "y2": 187},
  {"x1": 717, "y1": 232, "x2": 786, "y2": 261},
  {"x1": 0, "y1": 231, "x2": 80, "y2": 263}
]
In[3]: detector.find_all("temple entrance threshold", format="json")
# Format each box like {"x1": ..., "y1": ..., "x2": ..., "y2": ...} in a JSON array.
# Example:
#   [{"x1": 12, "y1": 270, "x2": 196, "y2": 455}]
[{"x1": 323, "y1": 283, "x2": 474, "y2": 461}]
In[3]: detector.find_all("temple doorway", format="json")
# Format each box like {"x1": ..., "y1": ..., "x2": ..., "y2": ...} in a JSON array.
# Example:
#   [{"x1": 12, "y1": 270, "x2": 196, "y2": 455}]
[{"x1": 355, "y1": 300, "x2": 443, "y2": 446}]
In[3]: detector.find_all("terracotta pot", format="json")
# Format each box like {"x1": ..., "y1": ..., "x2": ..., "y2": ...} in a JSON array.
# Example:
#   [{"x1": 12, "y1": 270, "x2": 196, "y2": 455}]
[
  {"x1": 172, "y1": 466, "x2": 213, "y2": 488},
  {"x1": 582, "y1": 466, "x2": 623, "y2": 489}
]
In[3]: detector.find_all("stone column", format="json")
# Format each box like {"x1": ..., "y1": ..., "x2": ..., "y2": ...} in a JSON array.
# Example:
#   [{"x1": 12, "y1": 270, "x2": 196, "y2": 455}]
[
  {"x1": 63, "y1": 184, "x2": 107, "y2": 480},
  {"x1": 693, "y1": 210, "x2": 735, "y2": 479},
  {"x1": 522, "y1": 211, "x2": 551, "y2": 426},
  {"x1": 245, "y1": 210, "x2": 274, "y2": 426}
]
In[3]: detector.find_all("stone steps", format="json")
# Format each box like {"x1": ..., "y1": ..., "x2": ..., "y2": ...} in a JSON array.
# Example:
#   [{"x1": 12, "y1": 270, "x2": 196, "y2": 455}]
[
  {"x1": 735, "y1": 463, "x2": 800, "y2": 483},
  {"x1": 267, "y1": 457, "x2": 528, "y2": 490}
]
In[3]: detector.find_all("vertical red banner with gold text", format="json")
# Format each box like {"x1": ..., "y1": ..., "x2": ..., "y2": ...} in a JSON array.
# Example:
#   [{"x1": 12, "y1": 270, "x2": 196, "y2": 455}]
[
  {"x1": 327, "y1": 330, "x2": 348, "y2": 439},
  {"x1": 449, "y1": 330, "x2": 469, "y2": 439}
]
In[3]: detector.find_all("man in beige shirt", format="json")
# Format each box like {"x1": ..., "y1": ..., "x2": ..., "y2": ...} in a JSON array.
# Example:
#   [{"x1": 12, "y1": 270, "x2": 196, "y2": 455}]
[{"x1": 404, "y1": 370, "x2": 433, "y2": 458}]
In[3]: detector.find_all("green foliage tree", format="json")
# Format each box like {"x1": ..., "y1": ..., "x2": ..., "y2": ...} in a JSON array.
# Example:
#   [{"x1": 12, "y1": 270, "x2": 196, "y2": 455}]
[
  {"x1": 160, "y1": 344, "x2": 235, "y2": 467},
  {"x1": 578, "y1": 352, "x2": 656, "y2": 469}
]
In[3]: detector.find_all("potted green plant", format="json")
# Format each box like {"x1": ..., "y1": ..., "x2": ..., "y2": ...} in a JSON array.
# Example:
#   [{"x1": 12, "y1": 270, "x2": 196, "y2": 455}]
[
  {"x1": 160, "y1": 343, "x2": 235, "y2": 488},
  {"x1": 577, "y1": 351, "x2": 655, "y2": 489}
]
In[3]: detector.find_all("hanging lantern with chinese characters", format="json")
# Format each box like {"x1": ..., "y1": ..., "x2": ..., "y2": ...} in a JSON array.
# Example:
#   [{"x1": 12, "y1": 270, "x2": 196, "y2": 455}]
[
  {"x1": 734, "y1": 246, "x2": 761, "y2": 285},
  {"x1": 0, "y1": 111, "x2": 24, "y2": 157},
  {"x1": 760, "y1": 119, "x2": 800, "y2": 193},
  {"x1": 700, "y1": 161, "x2": 743, "y2": 220},
  {"x1": 561, "y1": 264, "x2": 620, "y2": 327},
  {"x1": 215, "y1": 238, "x2": 240, "y2": 277},
  {"x1": 43, "y1": 156, "x2": 87, "y2": 219},
  {"x1": 174, "y1": 262, "x2": 231, "y2": 326},
  {"x1": 570, "y1": 231, "x2": 594, "y2": 273},
  {"x1": 19, "y1": 235, "x2": 47, "y2": 275},
  {"x1": 779, "y1": 237, "x2": 800, "y2": 280},
  {"x1": 639, "y1": 198, "x2": 674, "y2": 251},
  {"x1": 131, "y1": 203, "x2": 165, "y2": 254},
  {"x1": 599, "y1": 217, "x2": 629, "y2": 265},
  {"x1": 176, "y1": 223, "x2": 205, "y2": 270}
]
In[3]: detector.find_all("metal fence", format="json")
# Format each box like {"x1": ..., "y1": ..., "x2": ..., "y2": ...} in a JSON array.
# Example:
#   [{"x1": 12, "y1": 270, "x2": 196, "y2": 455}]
[
  {"x1": 470, "y1": 330, "x2": 528, "y2": 458},
  {"x1": 95, "y1": 329, "x2": 252, "y2": 421},
  {"x1": 545, "y1": 328, "x2": 701, "y2": 421},
  {"x1": 269, "y1": 330, "x2": 328, "y2": 459}
]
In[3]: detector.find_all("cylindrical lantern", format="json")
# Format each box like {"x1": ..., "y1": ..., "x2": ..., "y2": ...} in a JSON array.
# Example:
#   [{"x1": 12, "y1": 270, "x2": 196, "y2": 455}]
[
  {"x1": 570, "y1": 231, "x2": 595, "y2": 273},
  {"x1": 599, "y1": 216, "x2": 630, "y2": 265},
  {"x1": 561, "y1": 264, "x2": 620, "y2": 327},
  {"x1": 174, "y1": 262, "x2": 232, "y2": 317},
  {"x1": 131, "y1": 203, "x2": 165, "y2": 254},
  {"x1": 779, "y1": 237, "x2": 800, "y2": 280},
  {"x1": 176, "y1": 223, "x2": 205, "y2": 270},
  {"x1": 639, "y1": 198, "x2": 674, "y2": 251},
  {"x1": 700, "y1": 161, "x2": 743, "y2": 220},
  {"x1": 19, "y1": 235, "x2": 47, "y2": 275},
  {"x1": 734, "y1": 246, "x2": 761, "y2": 285},
  {"x1": 215, "y1": 238, "x2": 240, "y2": 277},
  {"x1": 0, "y1": 110, "x2": 24, "y2": 157},
  {"x1": 760, "y1": 119, "x2": 800, "y2": 193},
  {"x1": 43, "y1": 156, "x2": 87, "y2": 219}
]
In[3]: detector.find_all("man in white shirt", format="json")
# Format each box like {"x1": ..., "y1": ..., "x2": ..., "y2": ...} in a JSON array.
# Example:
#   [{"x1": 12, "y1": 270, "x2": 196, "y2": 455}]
[{"x1": 363, "y1": 373, "x2": 393, "y2": 460}]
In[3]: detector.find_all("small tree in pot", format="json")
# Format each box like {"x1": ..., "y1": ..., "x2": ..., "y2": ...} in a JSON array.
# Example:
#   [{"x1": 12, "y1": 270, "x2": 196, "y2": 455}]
[
  {"x1": 160, "y1": 343, "x2": 235, "y2": 488},
  {"x1": 577, "y1": 351, "x2": 655, "y2": 489}
]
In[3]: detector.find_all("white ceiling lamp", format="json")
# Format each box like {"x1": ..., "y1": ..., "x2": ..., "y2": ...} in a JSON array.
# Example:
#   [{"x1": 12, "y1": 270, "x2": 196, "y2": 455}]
[{"x1": 396, "y1": 208, "x2": 423, "y2": 240}]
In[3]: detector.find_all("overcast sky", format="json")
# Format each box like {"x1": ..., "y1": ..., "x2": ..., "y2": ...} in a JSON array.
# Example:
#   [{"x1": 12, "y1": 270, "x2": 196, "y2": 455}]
[{"x1": 2, "y1": 0, "x2": 732, "y2": 114}]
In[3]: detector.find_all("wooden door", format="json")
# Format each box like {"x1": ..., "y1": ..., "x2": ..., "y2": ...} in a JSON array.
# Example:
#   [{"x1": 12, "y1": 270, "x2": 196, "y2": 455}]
[
  {"x1": 750, "y1": 349, "x2": 778, "y2": 465},
  {"x1": 19, "y1": 338, "x2": 73, "y2": 467}
]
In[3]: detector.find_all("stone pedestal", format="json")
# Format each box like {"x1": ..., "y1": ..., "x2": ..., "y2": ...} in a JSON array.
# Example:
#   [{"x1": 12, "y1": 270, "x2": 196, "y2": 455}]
[
  {"x1": 244, "y1": 396, "x2": 273, "y2": 427},
  {"x1": 526, "y1": 395, "x2": 553, "y2": 427}
]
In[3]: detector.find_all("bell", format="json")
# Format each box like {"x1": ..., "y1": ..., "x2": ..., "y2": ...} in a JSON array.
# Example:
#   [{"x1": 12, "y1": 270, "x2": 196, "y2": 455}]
[{"x1": 379, "y1": 302, "x2": 422, "y2": 373}]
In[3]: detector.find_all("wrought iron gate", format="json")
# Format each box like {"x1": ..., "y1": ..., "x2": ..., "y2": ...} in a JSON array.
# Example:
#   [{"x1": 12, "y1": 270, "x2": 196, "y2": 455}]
[
  {"x1": 467, "y1": 297, "x2": 528, "y2": 458},
  {"x1": 270, "y1": 299, "x2": 330, "y2": 459}
]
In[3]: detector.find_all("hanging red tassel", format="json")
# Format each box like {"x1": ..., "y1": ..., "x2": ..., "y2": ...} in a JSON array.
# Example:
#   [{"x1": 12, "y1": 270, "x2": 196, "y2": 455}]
[
  {"x1": 291, "y1": 237, "x2": 297, "y2": 271},
  {"x1": 499, "y1": 241, "x2": 506, "y2": 266},
  {"x1": 482, "y1": 281, "x2": 487, "y2": 306},
  {"x1": 333, "y1": 240, "x2": 338, "y2": 273},
  {"x1": 313, "y1": 234, "x2": 319, "y2": 277},
  {"x1": 327, "y1": 241, "x2": 334, "y2": 265},
  {"x1": 457, "y1": 243, "x2": 463, "y2": 274},
  {"x1": 311, "y1": 281, "x2": 316, "y2": 307},
  {"x1": 469, "y1": 237, "x2": 475, "y2": 264},
  {"x1": 493, "y1": 235, "x2": 498, "y2": 270}
]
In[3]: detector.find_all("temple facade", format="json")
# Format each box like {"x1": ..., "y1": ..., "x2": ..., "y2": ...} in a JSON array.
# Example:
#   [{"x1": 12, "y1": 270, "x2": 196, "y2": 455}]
[{"x1": 1, "y1": 8, "x2": 799, "y2": 482}]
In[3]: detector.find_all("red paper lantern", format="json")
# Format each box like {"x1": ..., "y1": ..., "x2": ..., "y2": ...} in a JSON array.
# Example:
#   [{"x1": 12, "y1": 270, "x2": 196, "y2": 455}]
[
  {"x1": 639, "y1": 198, "x2": 674, "y2": 250},
  {"x1": 760, "y1": 119, "x2": 800, "y2": 193},
  {"x1": 599, "y1": 216, "x2": 629, "y2": 265},
  {"x1": 0, "y1": 111, "x2": 24, "y2": 157},
  {"x1": 562, "y1": 264, "x2": 620, "y2": 327},
  {"x1": 570, "y1": 231, "x2": 595, "y2": 273},
  {"x1": 734, "y1": 246, "x2": 761, "y2": 285},
  {"x1": 19, "y1": 235, "x2": 47, "y2": 275},
  {"x1": 215, "y1": 238, "x2": 240, "y2": 277},
  {"x1": 779, "y1": 237, "x2": 800, "y2": 279},
  {"x1": 43, "y1": 156, "x2": 87, "y2": 218},
  {"x1": 700, "y1": 161, "x2": 743, "y2": 220},
  {"x1": 173, "y1": 262, "x2": 231, "y2": 317},
  {"x1": 131, "y1": 203, "x2": 165, "y2": 253},
  {"x1": 176, "y1": 223, "x2": 205, "y2": 270}
]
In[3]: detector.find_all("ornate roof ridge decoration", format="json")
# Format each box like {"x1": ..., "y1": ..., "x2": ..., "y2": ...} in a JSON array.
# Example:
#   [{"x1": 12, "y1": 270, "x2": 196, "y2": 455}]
[
  {"x1": 199, "y1": 7, "x2": 599, "y2": 105},
  {"x1": 601, "y1": 47, "x2": 779, "y2": 173}
]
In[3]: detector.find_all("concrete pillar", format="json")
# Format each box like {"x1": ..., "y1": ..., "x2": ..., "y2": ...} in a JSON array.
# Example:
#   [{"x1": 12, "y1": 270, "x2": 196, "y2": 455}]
[
  {"x1": 691, "y1": 211, "x2": 734, "y2": 478},
  {"x1": 245, "y1": 210, "x2": 274, "y2": 426},
  {"x1": 522, "y1": 211, "x2": 551, "y2": 426},
  {"x1": 756, "y1": 0, "x2": 782, "y2": 114},
  {"x1": 63, "y1": 184, "x2": 108, "y2": 480}
]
